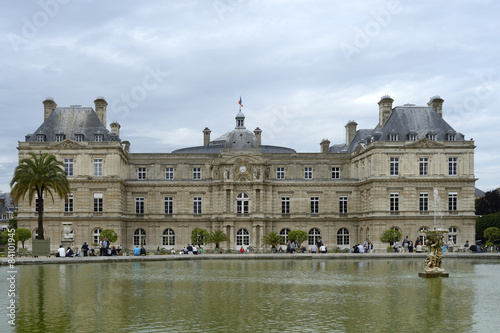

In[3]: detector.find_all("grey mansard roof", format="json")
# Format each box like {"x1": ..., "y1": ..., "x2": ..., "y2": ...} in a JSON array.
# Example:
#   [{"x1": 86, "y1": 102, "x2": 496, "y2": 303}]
[
  {"x1": 332, "y1": 104, "x2": 464, "y2": 153},
  {"x1": 25, "y1": 106, "x2": 119, "y2": 142}
]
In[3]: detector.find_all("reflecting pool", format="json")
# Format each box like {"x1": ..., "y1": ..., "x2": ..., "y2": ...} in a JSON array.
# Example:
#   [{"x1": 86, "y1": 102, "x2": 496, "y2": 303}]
[{"x1": 1, "y1": 258, "x2": 500, "y2": 332}]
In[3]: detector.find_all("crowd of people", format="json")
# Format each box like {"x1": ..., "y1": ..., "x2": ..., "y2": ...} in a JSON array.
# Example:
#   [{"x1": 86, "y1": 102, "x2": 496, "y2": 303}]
[{"x1": 56, "y1": 237, "x2": 123, "y2": 257}]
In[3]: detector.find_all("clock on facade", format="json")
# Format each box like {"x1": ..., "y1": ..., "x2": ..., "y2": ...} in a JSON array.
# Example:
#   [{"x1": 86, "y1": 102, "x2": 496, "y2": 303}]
[{"x1": 239, "y1": 166, "x2": 246, "y2": 173}]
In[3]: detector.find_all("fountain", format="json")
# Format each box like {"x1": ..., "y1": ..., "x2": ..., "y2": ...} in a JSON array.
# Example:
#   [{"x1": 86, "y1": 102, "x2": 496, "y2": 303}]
[{"x1": 419, "y1": 189, "x2": 449, "y2": 278}]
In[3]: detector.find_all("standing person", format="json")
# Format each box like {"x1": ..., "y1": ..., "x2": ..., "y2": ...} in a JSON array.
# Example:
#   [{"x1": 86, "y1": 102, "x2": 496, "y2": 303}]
[
  {"x1": 393, "y1": 241, "x2": 399, "y2": 253},
  {"x1": 103, "y1": 237, "x2": 109, "y2": 256},
  {"x1": 81, "y1": 242, "x2": 89, "y2": 257},
  {"x1": 369, "y1": 241, "x2": 373, "y2": 253},
  {"x1": 316, "y1": 237, "x2": 324, "y2": 253},
  {"x1": 187, "y1": 244, "x2": 193, "y2": 255},
  {"x1": 408, "y1": 240, "x2": 414, "y2": 253},
  {"x1": 447, "y1": 237, "x2": 454, "y2": 253},
  {"x1": 363, "y1": 240, "x2": 369, "y2": 253},
  {"x1": 402, "y1": 236, "x2": 409, "y2": 253},
  {"x1": 99, "y1": 237, "x2": 104, "y2": 256}
]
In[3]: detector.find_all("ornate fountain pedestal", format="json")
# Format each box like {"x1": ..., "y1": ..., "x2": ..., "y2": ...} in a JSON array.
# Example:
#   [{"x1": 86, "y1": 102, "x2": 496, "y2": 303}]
[{"x1": 419, "y1": 230, "x2": 449, "y2": 278}]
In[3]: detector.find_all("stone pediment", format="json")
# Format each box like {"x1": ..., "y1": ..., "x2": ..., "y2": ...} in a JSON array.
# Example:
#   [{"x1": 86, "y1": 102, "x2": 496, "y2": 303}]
[
  {"x1": 51, "y1": 139, "x2": 86, "y2": 149},
  {"x1": 407, "y1": 138, "x2": 445, "y2": 148}
]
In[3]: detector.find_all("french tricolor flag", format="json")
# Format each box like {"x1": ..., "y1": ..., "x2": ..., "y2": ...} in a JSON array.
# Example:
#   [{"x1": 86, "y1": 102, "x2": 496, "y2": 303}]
[{"x1": 239, "y1": 97, "x2": 243, "y2": 107}]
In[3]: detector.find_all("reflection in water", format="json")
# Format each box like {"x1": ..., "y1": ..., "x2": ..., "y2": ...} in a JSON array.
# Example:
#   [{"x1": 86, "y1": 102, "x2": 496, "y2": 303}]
[{"x1": 0, "y1": 259, "x2": 499, "y2": 332}]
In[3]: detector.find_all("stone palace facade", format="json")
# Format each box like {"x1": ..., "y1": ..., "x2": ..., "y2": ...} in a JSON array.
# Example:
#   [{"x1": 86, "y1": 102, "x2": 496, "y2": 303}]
[{"x1": 17, "y1": 95, "x2": 476, "y2": 252}]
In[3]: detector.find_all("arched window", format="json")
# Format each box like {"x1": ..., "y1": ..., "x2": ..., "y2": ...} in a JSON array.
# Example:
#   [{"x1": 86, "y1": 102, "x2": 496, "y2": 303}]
[
  {"x1": 236, "y1": 228, "x2": 250, "y2": 246},
  {"x1": 280, "y1": 228, "x2": 291, "y2": 244},
  {"x1": 134, "y1": 228, "x2": 146, "y2": 246},
  {"x1": 448, "y1": 226, "x2": 458, "y2": 244},
  {"x1": 337, "y1": 228, "x2": 350, "y2": 246},
  {"x1": 418, "y1": 227, "x2": 429, "y2": 245},
  {"x1": 308, "y1": 228, "x2": 321, "y2": 246},
  {"x1": 236, "y1": 193, "x2": 249, "y2": 214},
  {"x1": 93, "y1": 228, "x2": 103, "y2": 244},
  {"x1": 162, "y1": 228, "x2": 175, "y2": 246}
]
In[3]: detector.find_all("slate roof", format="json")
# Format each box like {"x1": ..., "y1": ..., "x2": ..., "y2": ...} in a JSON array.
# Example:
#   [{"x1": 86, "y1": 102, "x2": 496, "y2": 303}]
[
  {"x1": 173, "y1": 111, "x2": 296, "y2": 154},
  {"x1": 25, "y1": 106, "x2": 119, "y2": 142},
  {"x1": 332, "y1": 105, "x2": 464, "y2": 153}
]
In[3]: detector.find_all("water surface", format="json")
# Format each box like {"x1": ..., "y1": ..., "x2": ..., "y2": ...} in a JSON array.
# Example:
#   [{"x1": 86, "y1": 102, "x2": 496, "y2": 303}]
[{"x1": 1, "y1": 258, "x2": 499, "y2": 332}]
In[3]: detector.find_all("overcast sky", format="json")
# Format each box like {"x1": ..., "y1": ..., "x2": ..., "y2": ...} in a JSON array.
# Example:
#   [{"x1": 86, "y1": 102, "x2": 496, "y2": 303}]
[{"x1": 1, "y1": 0, "x2": 499, "y2": 194}]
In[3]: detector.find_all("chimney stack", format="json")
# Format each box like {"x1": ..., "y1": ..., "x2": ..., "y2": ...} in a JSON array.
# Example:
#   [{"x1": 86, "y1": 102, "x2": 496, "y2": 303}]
[
  {"x1": 203, "y1": 127, "x2": 211, "y2": 146},
  {"x1": 94, "y1": 97, "x2": 108, "y2": 127},
  {"x1": 345, "y1": 121, "x2": 358, "y2": 145},
  {"x1": 254, "y1": 127, "x2": 262, "y2": 146},
  {"x1": 43, "y1": 97, "x2": 57, "y2": 121},
  {"x1": 320, "y1": 139, "x2": 330, "y2": 153},
  {"x1": 378, "y1": 95, "x2": 394, "y2": 127},
  {"x1": 427, "y1": 96, "x2": 444, "y2": 117},
  {"x1": 110, "y1": 122, "x2": 121, "y2": 137}
]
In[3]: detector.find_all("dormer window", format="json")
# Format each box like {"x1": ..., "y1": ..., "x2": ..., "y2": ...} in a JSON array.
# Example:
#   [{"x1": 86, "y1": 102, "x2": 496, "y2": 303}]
[
  {"x1": 427, "y1": 134, "x2": 436, "y2": 141},
  {"x1": 388, "y1": 134, "x2": 398, "y2": 141},
  {"x1": 36, "y1": 134, "x2": 45, "y2": 142},
  {"x1": 75, "y1": 134, "x2": 84, "y2": 142},
  {"x1": 446, "y1": 133, "x2": 456, "y2": 141},
  {"x1": 94, "y1": 134, "x2": 103, "y2": 142},
  {"x1": 55, "y1": 134, "x2": 65, "y2": 142}
]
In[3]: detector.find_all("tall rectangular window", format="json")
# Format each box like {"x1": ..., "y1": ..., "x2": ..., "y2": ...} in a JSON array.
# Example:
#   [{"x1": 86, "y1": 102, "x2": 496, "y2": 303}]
[
  {"x1": 390, "y1": 193, "x2": 399, "y2": 212},
  {"x1": 94, "y1": 134, "x2": 103, "y2": 142},
  {"x1": 419, "y1": 192, "x2": 428, "y2": 212},
  {"x1": 390, "y1": 157, "x2": 399, "y2": 176},
  {"x1": 448, "y1": 157, "x2": 457, "y2": 176},
  {"x1": 165, "y1": 167, "x2": 174, "y2": 180},
  {"x1": 276, "y1": 167, "x2": 285, "y2": 180},
  {"x1": 64, "y1": 158, "x2": 73, "y2": 177},
  {"x1": 304, "y1": 167, "x2": 313, "y2": 179},
  {"x1": 281, "y1": 196, "x2": 290, "y2": 214},
  {"x1": 93, "y1": 193, "x2": 103, "y2": 212},
  {"x1": 164, "y1": 197, "x2": 173, "y2": 214},
  {"x1": 135, "y1": 197, "x2": 144, "y2": 214},
  {"x1": 339, "y1": 196, "x2": 348, "y2": 214},
  {"x1": 310, "y1": 196, "x2": 319, "y2": 214},
  {"x1": 448, "y1": 192, "x2": 458, "y2": 211},
  {"x1": 193, "y1": 196, "x2": 202, "y2": 214},
  {"x1": 138, "y1": 167, "x2": 146, "y2": 180},
  {"x1": 193, "y1": 167, "x2": 201, "y2": 180},
  {"x1": 93, "y1": 158, "x2": 103, "y2": 177},
  {"x1": 419, "y1": 157, "x2": 428, "y2": 176},
  {"x1": 65, "y1": 193, "x2": 73, "y2": 212},
  {"x1": 331, "y1": 167, "x2": 340, "y2": 179}
]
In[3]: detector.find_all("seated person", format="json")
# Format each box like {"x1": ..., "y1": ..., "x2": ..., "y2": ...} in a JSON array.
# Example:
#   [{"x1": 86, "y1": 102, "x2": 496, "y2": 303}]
[
  {"x1": 74, "y1": 247, "x2": 81, "y2": 257},
  {"x1": 111, "y1": 246, "x2": 117, "y2": 256},
  {"x1": 66, "y1": 247, "x2": 74, "y2": 257},
  {"x1": 134, "y1": 245, "x2": 141, "y2": 256},
  {"x1": 140, "y1": 245, "x2": 147, "y2": 255}
]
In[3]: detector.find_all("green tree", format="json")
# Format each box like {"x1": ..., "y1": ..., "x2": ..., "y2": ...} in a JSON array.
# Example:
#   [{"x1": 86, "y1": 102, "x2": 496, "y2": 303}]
[
  {"x1": 191, "y1": 228, "x2": 209, "y2": 247},
  {"x1": 288, "y1": 230, "x2": 308, "y2": 246},
  {"x1": 16, "y1": 228, "x2": 32, "y2": 248},
  {"x1": 475, "y1": 189, "x2": 500, "y2": 215},
  {"x1": 10, "y1": 152, "x2": 70, "y2": 239},
  {"x1": 476, "y1": 213, "x2": 500, "y2": 243},
  {"x1": 261, "y1": 232, "x2": 284, "y2": 251},
  {"x1": 380, "y1": 229, "x2": 402, "y2": 245},
  {"x1": 205, "y1": 230, "x2": 230, "y2": 250},
  {"x1": 484, "y1": 227, "x2": 500, "y2": 244},
  {"x1": 100, "y1": 229, "x2": 118, "y2": 244}
]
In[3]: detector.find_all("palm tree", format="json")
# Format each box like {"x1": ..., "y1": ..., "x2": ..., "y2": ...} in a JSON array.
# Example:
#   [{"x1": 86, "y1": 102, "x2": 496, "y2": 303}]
[
  {"x1": 206, "y1": 230, "x2": 230, "y2": 251},
  {"x1": 261, "y1": 232, "x2": 284, "y2": 252},
  {"x1": 10, "y1": 152, "x2": 71, "y2": 240}
]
